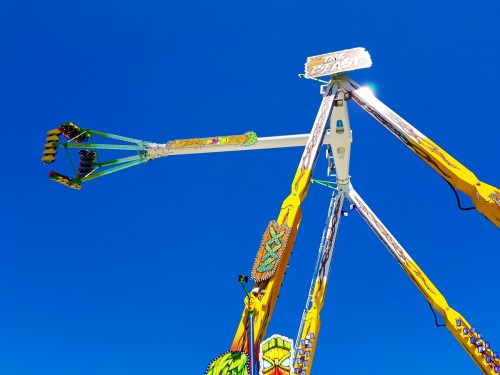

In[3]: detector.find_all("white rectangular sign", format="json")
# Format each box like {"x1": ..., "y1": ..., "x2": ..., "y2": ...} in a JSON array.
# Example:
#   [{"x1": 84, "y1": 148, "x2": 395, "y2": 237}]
[{"x1": 304, "y1": 47, "x2": 372, "y2": 78}]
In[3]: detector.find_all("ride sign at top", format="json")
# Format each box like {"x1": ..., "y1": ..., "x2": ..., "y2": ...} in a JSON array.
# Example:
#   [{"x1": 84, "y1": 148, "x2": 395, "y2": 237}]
[{"x1": 304, "y1": 47, "x2": 372, "y2": 78}]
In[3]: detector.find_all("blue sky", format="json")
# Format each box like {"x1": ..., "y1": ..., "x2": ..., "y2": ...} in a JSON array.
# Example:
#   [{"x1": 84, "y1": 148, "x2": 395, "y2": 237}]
[{"x1": 1, "y1": 1, "x2": 499, "y2": 374}]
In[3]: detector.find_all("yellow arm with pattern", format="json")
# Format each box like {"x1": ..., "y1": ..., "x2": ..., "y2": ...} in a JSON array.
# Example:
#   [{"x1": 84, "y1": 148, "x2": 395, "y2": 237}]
[
  {"x1": 228, "y1": 84, "x2": 338, "y2": 359},
  {"x1": 341, "y1": 77, "x2": 500, "y2": 228},
  {"x1": 348, "y1": 185, "x2": 500, "y2": 374}
]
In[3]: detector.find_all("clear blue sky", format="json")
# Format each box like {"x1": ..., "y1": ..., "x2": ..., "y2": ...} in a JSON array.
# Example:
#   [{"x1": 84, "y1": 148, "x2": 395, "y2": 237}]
[{"x1": 1, "y1": 1, "x2": 499, "y2": 374}]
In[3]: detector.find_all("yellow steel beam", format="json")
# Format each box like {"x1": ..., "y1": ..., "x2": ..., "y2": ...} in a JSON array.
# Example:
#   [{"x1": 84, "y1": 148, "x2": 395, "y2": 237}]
[
  {"x1": 341, "y1": 77, "x2": 500, "y2": 228},
  {"x1": 349, "y1": 186, "x2": 500, "y2": 374}
]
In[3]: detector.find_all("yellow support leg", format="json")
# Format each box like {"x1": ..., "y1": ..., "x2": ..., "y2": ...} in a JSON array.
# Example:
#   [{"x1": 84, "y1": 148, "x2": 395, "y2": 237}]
[
  {"x1": 206, "y1": 84, "x2": 338, "y2": 374},
  {"x1": 348, "y1": 185, "x2": 500, "y2": 374}
]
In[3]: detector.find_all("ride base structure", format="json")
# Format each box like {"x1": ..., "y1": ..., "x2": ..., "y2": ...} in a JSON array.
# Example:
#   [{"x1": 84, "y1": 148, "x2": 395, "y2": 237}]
[{"x1": 42, "y1": 48, "x2": 500, "y2": 374}]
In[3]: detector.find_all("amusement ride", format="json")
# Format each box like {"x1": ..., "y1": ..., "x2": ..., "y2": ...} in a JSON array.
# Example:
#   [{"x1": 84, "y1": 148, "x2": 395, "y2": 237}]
[{"x1": 41, "y1": 48, "x2": 500, "y2": 374}]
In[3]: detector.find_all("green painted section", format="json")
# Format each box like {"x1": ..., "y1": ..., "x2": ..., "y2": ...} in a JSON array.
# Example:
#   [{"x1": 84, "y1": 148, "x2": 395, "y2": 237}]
[
  {"x1": 243, "y1": 131, "x2": 257, "y2": 147},
  {"x1": 98, "y1": 155, "x2": 143, "y2": 167},
  {"x1": 80, "y1": 158, "x2": 147, "y2": 182},
  {"x1": 257, "y1": 227, "x2": 285, "y2": 273},
  {"x1": 312, "y1": 179, "x2": 338, "y2": 190},
  {"x1": 64, "y1": 143, "x2": 144, "y2": 151},
  {"x1": 87, "y1": 129, "x2": 147, "y2": 145},
  {"x1": 206, "y1": 352, "x2": 249, "y2": 375},
  {"x1": 65, "y1": 146, "x2": 78, "y2": 175}
]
